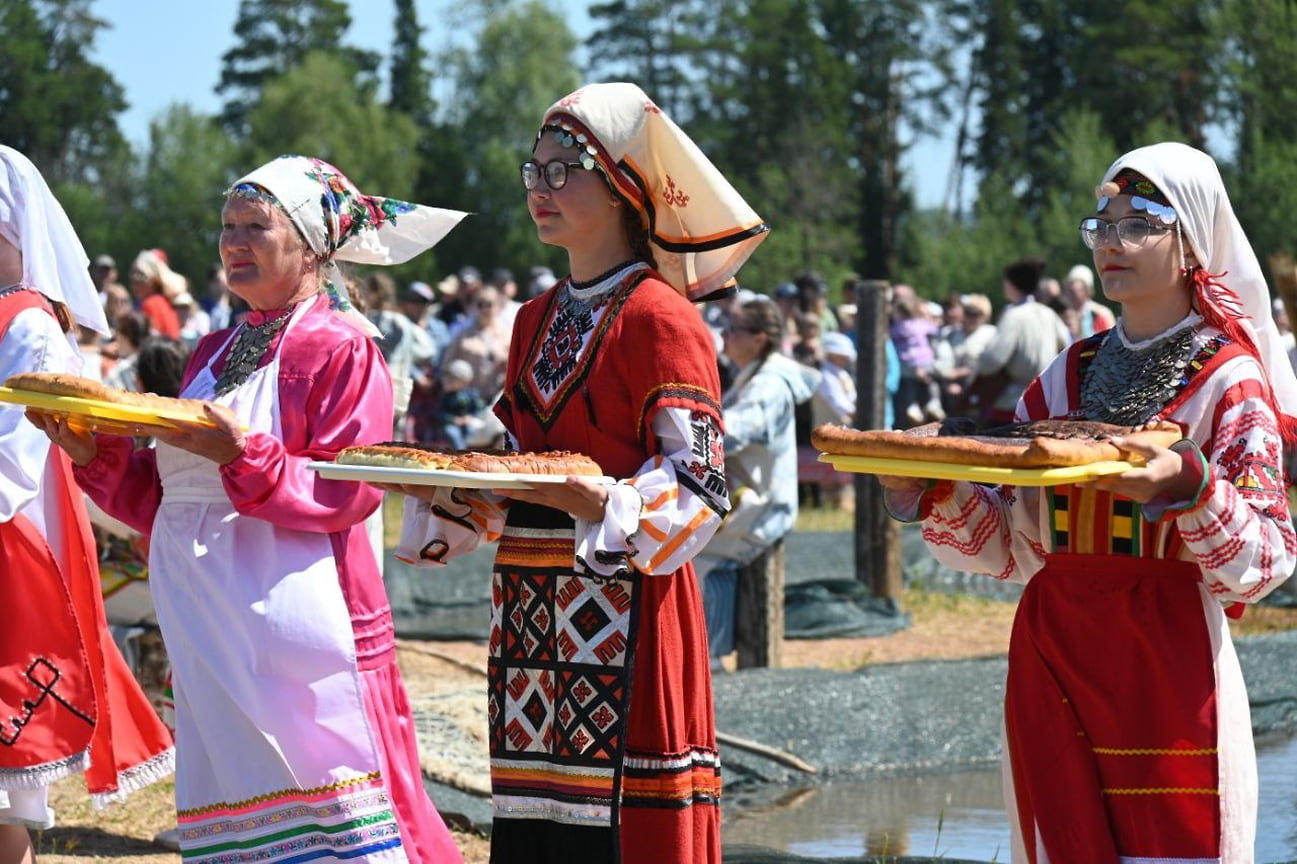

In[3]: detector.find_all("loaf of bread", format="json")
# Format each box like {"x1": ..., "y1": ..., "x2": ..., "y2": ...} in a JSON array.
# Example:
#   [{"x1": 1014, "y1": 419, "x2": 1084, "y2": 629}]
[
  {"x1": 335, "y1": 442, "x2": 605, "y2": 476},
  {"x1": 812, "y1": 418, "x2": 1184, "y2": 468},
  {"x1": 6, "y1": 371, "x2": 210, "y2": 415}
]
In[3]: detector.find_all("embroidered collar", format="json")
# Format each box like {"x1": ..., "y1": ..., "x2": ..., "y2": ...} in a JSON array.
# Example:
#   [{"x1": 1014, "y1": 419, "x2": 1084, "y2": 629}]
[{"x1": 566, "y1": 261, "x2": 648, "y2": 307}]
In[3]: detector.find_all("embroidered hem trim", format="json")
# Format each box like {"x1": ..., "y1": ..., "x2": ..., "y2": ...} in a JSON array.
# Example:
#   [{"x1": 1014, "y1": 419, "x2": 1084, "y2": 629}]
[
  {"x1": 177, "y1": 770, "x2": 384, "y2": 818},
  {"x1": 177, "y1": 774, "x2": 403, "y2": 864},
  {"x1": 90, "y1": 746, "x2": 176, "y2": 810},
  {"x1": 0, "y1": 750, "x2": 89, "y2": 790}
]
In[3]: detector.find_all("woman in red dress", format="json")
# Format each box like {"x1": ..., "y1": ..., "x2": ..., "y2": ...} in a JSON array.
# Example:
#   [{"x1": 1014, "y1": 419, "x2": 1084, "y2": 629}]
[
  {"x1": 0, "y1": 145, "x2": 174, "y2": 864},
  {"x1": 393, "y1": 82, "x2": 768, "y2": 863},
  {"x1": 880, "y1": 143, "x2": 1296, "y2": 862}
]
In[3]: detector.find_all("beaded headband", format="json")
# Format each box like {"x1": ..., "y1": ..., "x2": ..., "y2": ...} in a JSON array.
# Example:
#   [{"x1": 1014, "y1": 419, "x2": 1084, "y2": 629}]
[
  {"x1": 1095, "y1": 170, "x2": 1178, "y2": 225},
  {"x1": 536, "y1": 122, "x2": 599, "y2": 172}
]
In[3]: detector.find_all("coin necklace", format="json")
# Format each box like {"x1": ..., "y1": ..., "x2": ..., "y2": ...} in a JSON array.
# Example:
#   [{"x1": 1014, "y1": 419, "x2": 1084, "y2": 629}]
[
  {"x1": 213, "y1": 306, "x2": 296, "y2": 397},
  {"x1": 1078, "y1": 317, "x2": 1201, "y2": 426}
]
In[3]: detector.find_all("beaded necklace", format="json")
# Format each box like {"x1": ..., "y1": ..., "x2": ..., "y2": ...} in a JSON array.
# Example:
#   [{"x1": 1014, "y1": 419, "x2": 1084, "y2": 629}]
[
  {"x1": 1078, "y1": 315, "x2": 1202, "y2": 426},
  {"x1": 213, "y1": 305, "x2": 296, "y2": 397}
]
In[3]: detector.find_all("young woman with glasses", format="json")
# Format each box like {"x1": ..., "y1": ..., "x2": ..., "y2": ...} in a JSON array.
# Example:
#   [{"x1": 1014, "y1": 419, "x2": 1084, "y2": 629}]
[
  {"x1": 878, "y1": 143, "x2": 1296, "y2": 862},
  {"x1": 391, "y1": 83, "x2": 767, "y2": 863}
]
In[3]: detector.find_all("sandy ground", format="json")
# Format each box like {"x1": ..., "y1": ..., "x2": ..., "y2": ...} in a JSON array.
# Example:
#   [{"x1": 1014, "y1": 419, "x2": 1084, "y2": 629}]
[{"x1": 31, "y1": 597, "x2": 1297, "y2": 864}]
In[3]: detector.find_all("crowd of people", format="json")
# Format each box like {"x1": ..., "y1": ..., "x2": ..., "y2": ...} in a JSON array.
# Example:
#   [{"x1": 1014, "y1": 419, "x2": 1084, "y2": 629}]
[{"x1": 4, "y1": 78, "x2": 1295, "y2": 864}]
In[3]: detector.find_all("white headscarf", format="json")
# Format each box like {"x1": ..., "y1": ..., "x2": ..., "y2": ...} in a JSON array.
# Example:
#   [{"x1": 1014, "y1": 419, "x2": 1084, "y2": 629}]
[
  {"x1": 230, "y1": 155, "x2": 468, "y2": 335},
  {"x1": 1101, "y1": 142, "x2": 1297, "y2": 422},
  {"x1": 0, "y1": 146, "x2": 110, "y2": 335},
  {"x1": 539, "y1": 83, "x2": 769, "y2": 302}
]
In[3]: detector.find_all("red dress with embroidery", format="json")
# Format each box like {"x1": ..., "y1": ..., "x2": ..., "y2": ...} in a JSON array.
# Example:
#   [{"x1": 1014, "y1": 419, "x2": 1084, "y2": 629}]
[
  {"x1": 486, "y1": 269, "x2": 726, "y2": 863},
  {"x1": 904, "y1": 320, "x2": 1293, "y2": 863},
  {"x1": 0, "y1": 289, "x2": 173, "y2": 817}
]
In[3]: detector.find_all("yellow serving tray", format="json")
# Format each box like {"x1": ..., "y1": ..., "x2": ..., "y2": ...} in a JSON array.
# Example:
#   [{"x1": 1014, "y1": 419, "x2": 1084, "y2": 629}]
[
  {"x1": 817, "y1": 452, "x2": 1139, "y2": 487},
  {"x1": 0, "y1": 385, "x2": 215, "y2": 433}
]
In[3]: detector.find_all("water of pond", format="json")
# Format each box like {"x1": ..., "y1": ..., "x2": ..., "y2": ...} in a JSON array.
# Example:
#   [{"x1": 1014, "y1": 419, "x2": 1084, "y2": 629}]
[{"x1": 723, "y1": 733, "x2": 1297, "y2": 862}]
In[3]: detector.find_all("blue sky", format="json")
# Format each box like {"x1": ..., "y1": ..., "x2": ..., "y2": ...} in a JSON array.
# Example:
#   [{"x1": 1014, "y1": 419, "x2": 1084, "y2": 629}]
[{"x1": 90, "y1": 0, "x2": 958, "y2": 208}]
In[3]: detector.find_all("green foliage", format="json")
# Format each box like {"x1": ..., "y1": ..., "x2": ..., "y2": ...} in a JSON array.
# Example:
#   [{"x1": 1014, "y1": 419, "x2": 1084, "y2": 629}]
[
  {"x1": 242, "y1": 53, "x2": 430, "y2": 282},
  {"x1": 217, "y1": 0, "x2": 380, "y2": 133},
  {"x1": 1220, "y1": 0, "x2": 1297, "y2": 151},
  {"x1": 11, "y1": 0, "x2": 1297, "y2": 311},
  {"x1": 389, "y1": 0, "x2": 434, "y2": 125},
  {"x1": 244, "y1": 53, "x2": 421, "y2": 195},
  {"x1": 137, "y1": 105, "x2": 242, "y2": 285},
  {"x1": 0, "y1": 0, "x2": 128, "y2": 185},
  {"x1": 433, "y1": 0, "x2": 580, "y2": 277},
  {"x1": 1034, "y1": 110, "x2": 1118, "y2": 290},
  {"x1": 965, "y1": 0, "x2": 1218, "y2": 203},
  {"x1": 1229, "y1": 137, "x2": 1297, "y2": 285},
  {"x1": 586, "y1": 0, "x2": 712, "y2": 118}
]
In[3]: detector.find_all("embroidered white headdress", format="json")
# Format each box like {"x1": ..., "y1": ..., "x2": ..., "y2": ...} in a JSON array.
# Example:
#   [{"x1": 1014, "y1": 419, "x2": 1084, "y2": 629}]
[{"x1": 230, "y1": 155, "x2": 468, "y2": 334}]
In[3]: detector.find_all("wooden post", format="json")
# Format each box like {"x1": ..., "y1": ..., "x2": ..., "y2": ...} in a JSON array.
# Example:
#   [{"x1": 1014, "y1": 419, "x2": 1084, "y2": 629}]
[
  {"x1": 735, "y1": 540, "x2": 784, "y2": 669},
  {"x1": 853, "y1": 280, "x2": 903, "y2": 604}
]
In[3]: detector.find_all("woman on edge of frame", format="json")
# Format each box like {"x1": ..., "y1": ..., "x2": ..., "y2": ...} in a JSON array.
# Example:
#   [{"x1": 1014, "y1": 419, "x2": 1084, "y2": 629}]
[{"x1": 879, "y1": 142, "x2": 1296, "y2": 863}]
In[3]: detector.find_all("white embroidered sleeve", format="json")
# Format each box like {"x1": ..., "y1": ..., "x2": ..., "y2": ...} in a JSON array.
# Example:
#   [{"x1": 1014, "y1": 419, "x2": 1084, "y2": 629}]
[
  {"x1": 0, "y1": 308, "x2": 68, "y2": 521},
  {"x1": 395, "y1": 487, "x2": 506, "y2": 567},
  {"x1": 899, "y1": 480, "x2": 1049, "y2": 585},
  {"x1": 1174, "y1": 383, "x2": 1296, "y2": 603},
  {"x1": 575, "y1": 405, "x2": 728, "y2": 577}
]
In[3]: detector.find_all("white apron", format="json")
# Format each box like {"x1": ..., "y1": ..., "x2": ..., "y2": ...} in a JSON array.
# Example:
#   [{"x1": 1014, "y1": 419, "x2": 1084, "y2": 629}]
[{"x1": 151, "y1": 303, "x2": 406, "y2": 863}]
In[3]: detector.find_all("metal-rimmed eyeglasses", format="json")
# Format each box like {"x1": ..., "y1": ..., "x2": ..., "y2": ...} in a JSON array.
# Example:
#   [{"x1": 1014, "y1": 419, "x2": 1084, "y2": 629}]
[
  {"x1": 521, "y1": 159, "x2": 589, "y2": 192},
  {"x1": 1078, "y1": 216, "x2": 1174, "y2": 250}
]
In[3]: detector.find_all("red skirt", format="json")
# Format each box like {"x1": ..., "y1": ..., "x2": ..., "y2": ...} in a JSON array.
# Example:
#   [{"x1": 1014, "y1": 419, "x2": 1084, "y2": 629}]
[
  {"x1": 0, "y1": 451, "x2": 173, "y2": 802},
  {"x1": 1005, "y1": 553, "x2": 1221, "y2": 863}
]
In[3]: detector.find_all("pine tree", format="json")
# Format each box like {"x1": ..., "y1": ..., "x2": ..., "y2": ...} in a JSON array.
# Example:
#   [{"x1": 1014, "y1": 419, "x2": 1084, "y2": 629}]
[
  {"x1": 817, "y1": 0, "x2": 952, "y2": 280},
  {"x1": 691, "y1": 0, "x2": 857, "y2": 288},
  {"x1": 389, "y1": 0, "x2": 434, "y2": 124},
  {"x1": 434, "y1": 0, "x2": 581, "y2": 276},
  {"x1": 1220, "y1": 0, "x2": 1297, "y2": 273},
  {"x1": 217, "y1": 0, "x2": 380, "y2": 134},
  {"x1": 586, "y1": 0, "x2": 711, "y2": 118},
  {"x1": 962, "y1": 0, "x2": 1219, "y2": 201}
]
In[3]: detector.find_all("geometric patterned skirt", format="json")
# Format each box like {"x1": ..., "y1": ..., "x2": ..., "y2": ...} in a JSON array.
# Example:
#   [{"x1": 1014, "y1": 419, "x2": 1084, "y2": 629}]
[{"x1": 487, "y1": 504, "x2": 721, "y2": 863}]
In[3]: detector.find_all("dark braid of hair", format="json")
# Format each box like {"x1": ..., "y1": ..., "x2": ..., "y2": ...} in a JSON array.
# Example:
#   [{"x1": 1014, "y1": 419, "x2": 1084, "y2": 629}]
[{"x1": 620, "y1": 202, "x2": 657, "y2": 270}]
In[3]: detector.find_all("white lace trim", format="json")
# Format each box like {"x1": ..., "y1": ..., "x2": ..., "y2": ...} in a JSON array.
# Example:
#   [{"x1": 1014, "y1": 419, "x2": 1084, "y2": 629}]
[
  {"x1": 89, "y1": 746, "x2": 176, "y2": 809},
  {"x1": 566, "y1": 261, "x2": 648, "y2": 304},
  {"x1": 0, "y1": 751, "x2": 89, "y2": 791},
  {"x1": 1115, "y1": 311, "x2": 1203, "y2": 351}
]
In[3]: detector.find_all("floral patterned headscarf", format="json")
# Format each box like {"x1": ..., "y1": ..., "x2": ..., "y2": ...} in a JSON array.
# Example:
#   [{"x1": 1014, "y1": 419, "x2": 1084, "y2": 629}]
[{"x1": 229, "y1": 155, "x2": 467, "y2": 332}]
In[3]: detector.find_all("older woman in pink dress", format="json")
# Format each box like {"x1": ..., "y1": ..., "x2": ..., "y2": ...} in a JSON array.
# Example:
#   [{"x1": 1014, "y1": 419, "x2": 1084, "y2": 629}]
[{"x1": 35, "y1": 156, "x2": 468, "y2": 863}]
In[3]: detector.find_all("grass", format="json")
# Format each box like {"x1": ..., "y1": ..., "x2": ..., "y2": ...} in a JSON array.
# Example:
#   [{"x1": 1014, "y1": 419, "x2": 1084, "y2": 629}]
[
  {"x1": 1230, "y1": 603, "x2": 1297, "y2": 636},
  {"x1": 794, "y1": 502, "x2": 856, "y2": 532},
  {"x1": 903, "y1": 580, "x2": 998, "y2": 615}
]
